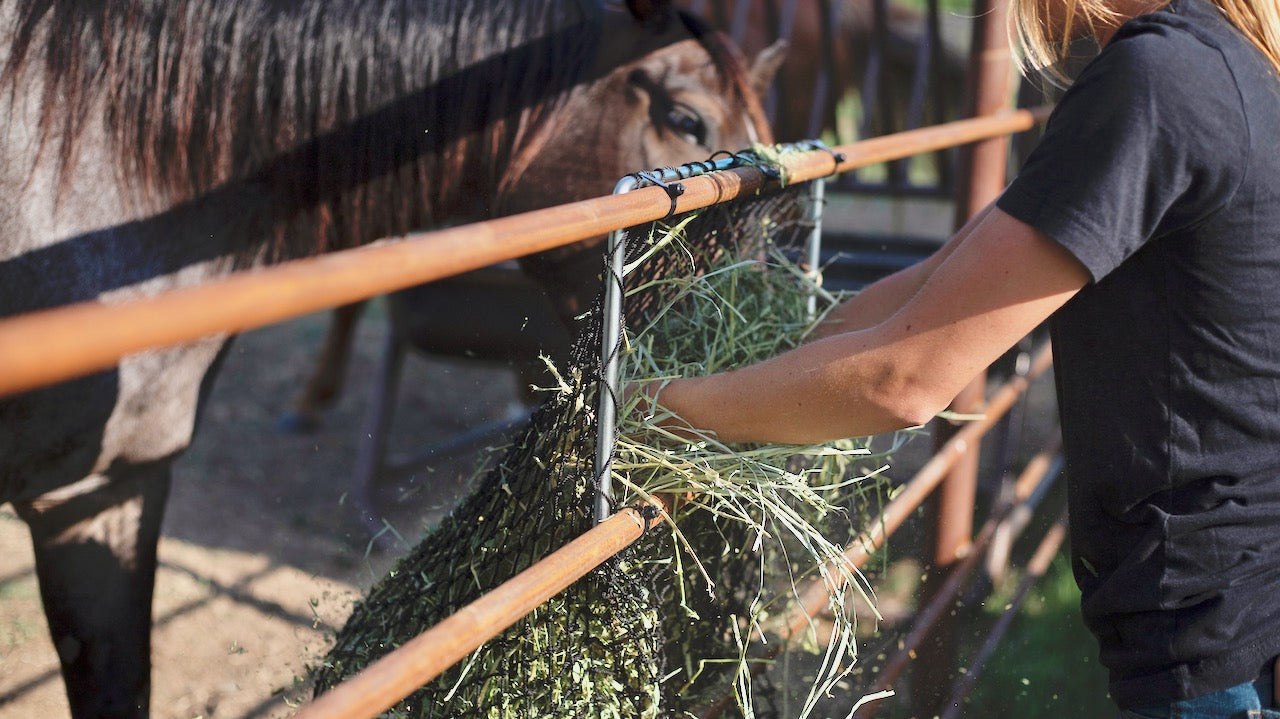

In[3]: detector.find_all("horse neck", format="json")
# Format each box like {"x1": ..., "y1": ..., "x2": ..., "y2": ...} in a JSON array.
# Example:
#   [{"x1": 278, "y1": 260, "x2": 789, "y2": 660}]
[{"x1": 2, "y1": 0, "x2": 603, "y2": 259}]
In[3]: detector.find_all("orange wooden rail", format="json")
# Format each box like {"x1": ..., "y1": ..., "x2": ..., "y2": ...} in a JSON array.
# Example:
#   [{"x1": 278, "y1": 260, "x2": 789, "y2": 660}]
[
  {"x1": 294, "y1": 501, "x2": 668, "y2": 719},
  {"x1": 0, "y1": 107, "x2": 1049, "y2": 398}
]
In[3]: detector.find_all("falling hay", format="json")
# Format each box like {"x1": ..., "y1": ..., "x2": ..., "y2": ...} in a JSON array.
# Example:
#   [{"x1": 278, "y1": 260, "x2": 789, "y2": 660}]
[{"x1": 311, "y1": 165, "x2": 899, "y2": 718}]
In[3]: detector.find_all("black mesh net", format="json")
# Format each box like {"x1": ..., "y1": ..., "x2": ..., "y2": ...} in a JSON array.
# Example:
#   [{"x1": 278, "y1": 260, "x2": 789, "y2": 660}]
[{"x1": 311, "y1": 167, "x2": 889, "y2": 718}]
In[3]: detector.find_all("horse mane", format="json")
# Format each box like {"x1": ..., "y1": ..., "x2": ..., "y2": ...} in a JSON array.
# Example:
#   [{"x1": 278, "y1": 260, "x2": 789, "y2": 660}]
[{"x1": 2, "y1": 0, "x2": 607, "y2": 259}]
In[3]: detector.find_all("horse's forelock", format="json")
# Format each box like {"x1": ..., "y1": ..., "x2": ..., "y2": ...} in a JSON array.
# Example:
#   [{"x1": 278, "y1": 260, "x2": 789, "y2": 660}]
[{"x1": 675, "y1": 9, "x2": 775, "y2": 145}]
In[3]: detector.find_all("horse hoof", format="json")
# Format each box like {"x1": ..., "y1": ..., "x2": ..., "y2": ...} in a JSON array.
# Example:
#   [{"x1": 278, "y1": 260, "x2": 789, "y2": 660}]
[{"x1": 277, "y1": 410, "x2": 322, "y2": 434}]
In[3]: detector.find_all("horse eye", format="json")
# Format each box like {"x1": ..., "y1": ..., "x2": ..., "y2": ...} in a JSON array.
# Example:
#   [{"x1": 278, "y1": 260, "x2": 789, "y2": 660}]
[
  {"x1": 628, "y1": 69, "x2": 710, "y2": 148},
  {"x1": 664, "y1": 105, "x2": 708, "y2": 147}
]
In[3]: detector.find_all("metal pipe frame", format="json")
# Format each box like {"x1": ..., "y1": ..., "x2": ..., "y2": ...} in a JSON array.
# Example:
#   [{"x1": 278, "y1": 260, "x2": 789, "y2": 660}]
[
  {"x1": 595, "y1": 155, "x2": 827, "y2": 524},
  {"x1": 806, "y1": 177, "x2": 827, "y2": 320},
  {"x1": 595, "y1": 153, "x2": 778, "y2": 523}
]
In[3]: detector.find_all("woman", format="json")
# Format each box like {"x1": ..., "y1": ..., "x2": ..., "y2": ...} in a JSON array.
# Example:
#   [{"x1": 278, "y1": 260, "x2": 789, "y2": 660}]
[{"x1": 642, "y1": 0, "x2": 1280, "y2": 713}]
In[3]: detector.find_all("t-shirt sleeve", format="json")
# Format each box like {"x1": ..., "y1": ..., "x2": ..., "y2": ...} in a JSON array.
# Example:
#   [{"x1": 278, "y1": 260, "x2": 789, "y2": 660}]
[{"x1": 997, "y1": 24, "x2": 1248, "y2": 282}]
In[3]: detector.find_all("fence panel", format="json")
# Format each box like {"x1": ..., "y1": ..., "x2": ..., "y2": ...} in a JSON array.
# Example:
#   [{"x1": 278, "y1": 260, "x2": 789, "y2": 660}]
[{"x1": 0, "y1": 111, "x2": 1057, "y2": 719}]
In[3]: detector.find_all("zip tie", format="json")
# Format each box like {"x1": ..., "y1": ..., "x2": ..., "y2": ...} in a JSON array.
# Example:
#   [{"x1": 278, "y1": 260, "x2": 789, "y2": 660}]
[
  {"x1": 628, "y1": 170, "x2": 685, "y2": 219},
  {"x1": 712, "y1": 148, "x2": 784, "y2": 181},
  {"x1": 629, "y1": 170, "x2": 686, "y2": 199}
]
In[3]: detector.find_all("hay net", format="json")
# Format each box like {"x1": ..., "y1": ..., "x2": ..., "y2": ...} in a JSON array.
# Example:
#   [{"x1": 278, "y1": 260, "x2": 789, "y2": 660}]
[{"x1": 313, "y1": 151, "x2": 895, "y2": 718}]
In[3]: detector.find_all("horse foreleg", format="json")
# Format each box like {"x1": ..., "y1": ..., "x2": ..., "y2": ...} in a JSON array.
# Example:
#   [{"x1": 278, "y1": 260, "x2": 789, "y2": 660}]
[
  {"x1": 279, "y1": 300, "x2": 367, "y2": 432},
  {"x1": 13, "y1": 464, "x2": 171, "y2": 719}
]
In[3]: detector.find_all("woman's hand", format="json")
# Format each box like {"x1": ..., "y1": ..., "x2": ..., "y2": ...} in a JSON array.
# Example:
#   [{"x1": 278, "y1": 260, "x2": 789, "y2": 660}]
[{"x1": 620, "y1": 378, "x2": 713, "y2": 445}]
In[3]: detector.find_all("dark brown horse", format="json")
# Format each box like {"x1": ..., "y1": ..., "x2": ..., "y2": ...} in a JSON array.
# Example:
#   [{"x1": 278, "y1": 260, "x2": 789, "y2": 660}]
[
  {"x1": 283, "y1": 0, "x2": 967, "y2": 445},
  {"x1": 280, "y1": 12, "x2": 785, "y2": 435},
  {"x1": 0, "y1": 1, "x2": 775, "y2": 716}
]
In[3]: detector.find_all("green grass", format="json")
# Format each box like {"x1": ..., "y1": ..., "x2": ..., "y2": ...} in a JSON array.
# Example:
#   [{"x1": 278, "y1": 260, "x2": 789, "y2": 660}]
[{"x1": 960, "y1": 552, "x2": 1115, "y2": 717}]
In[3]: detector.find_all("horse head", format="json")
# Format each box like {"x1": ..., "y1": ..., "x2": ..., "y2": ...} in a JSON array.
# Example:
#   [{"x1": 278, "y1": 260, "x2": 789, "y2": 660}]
[
  {"x1": 498, "y1": 0, "x2": 784, "y2": 319},
  {"x1": 499, "y1": 0, "x2": 779, "y2": 215}
]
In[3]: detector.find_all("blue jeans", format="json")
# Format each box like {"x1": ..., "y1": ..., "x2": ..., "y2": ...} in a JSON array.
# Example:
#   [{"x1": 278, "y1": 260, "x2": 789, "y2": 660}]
[{"x1": 1119, "y1": 671, "x2": 1279, "y2": 719}]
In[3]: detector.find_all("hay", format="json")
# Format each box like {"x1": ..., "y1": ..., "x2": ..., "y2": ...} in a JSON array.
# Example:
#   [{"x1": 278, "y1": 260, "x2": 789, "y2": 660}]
[
  {"x1": 609, "y1": 228, "x2": 894, "y2": 717},
  {"x1": 312, "y1": 174, "x2": 898, "y2": 718}
]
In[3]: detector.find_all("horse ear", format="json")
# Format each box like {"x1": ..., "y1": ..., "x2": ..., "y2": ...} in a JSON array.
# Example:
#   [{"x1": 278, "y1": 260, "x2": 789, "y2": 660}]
[
  {"x1": 750, "y1": 39, "x2": 789, "y2": 99},
  {"x1": 625, "y1": 0, "x2": 675, "y2": 26}
]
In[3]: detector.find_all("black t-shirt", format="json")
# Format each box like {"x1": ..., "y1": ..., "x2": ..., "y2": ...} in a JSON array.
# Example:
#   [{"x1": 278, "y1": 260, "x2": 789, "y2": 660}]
[{"x1": 997, "y1": 0, "x2": 1280, "y2": 708}]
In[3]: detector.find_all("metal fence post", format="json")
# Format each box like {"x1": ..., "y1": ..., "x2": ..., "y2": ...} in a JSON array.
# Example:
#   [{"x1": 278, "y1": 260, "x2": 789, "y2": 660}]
[{"x1": 916, "y1": 0, "x2": 1017, "y2": 713}]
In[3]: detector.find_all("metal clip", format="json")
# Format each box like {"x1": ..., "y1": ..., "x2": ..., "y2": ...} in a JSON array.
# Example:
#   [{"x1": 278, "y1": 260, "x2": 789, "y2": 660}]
[
  {"x1": 802, "y1": 139, "x2": 847, "y2": 172},
  {"x1": 630, "y1": 169, "x2": 685, "y2": 200}
]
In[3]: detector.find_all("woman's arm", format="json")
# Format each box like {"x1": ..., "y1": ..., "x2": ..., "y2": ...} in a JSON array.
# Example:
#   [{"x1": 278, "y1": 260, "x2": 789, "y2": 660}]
[
  {"x1": 649, "y1": 206, "x2": 1089, "y2": 444},
  {"x1": 807, "y1": 202, "x2": 998, "y2": 340}
]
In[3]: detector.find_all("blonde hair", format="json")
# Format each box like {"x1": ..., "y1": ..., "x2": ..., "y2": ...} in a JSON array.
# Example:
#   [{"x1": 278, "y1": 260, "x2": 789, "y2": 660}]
[{"x1": 1008, "y1": 0, "x2": 1280, "y2": 85}]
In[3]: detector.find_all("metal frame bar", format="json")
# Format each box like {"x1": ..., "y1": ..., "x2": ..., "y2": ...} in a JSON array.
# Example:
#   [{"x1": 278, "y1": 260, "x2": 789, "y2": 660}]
[
  {"x1": 595, "y1": 155, "x2": 830, "y2": 524},
  {"x1": 806, "y1": 177, "x2": 826, "y2": 319},
  {"x1": 594, "y1": 154, "x2": 759, "y2": 523}
]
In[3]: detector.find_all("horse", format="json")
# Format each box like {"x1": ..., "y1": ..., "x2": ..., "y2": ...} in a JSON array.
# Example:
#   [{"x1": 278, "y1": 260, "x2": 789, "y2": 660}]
[
  {"x1": 0, "y1": 0, "x2": 777, "y2": 715},
  {"x1": 278, "y1": 11, "x2": 786, "y2": 436},
  {"x1": 282, "y1": 0, "x2": 967, "y2": 450}
]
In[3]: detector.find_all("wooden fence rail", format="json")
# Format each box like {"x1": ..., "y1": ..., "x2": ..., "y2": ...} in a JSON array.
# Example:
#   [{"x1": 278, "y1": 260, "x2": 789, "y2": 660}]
[
  {"x1": 293, "y1": 502, "x2": 669, "y2": 719},
  {"x1": 0, "y1": 107, "x2": 1047, "y2": 398}
]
